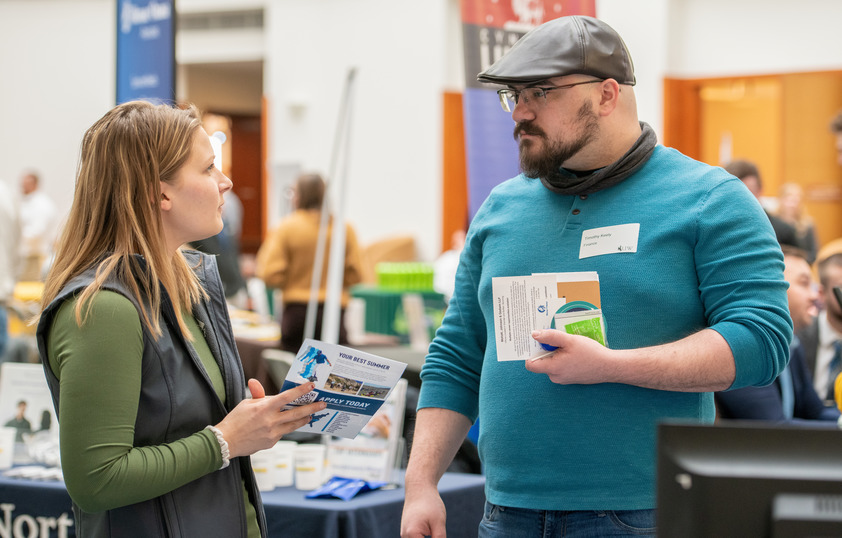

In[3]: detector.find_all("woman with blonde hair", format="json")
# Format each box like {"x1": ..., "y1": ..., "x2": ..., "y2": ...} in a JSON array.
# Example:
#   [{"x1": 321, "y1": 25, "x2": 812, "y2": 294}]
[
  {"x1": 774, "y1": 182, "x2": 818, "y2": 264},
  {"x1": 36, "y1": 101, "x2": 325, "y2": 537}
]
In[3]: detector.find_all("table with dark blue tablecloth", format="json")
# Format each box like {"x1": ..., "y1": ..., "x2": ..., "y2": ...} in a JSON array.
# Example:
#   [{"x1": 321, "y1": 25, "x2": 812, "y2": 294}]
[
  {"x1": 0, "y1": 474, "x2": 74, "y2": 536},
  {"x1": 0, "y1": 471, "x2": 485, "y2": 538},
  {"x1": 262, "y1": 472, "x2": 486, "y2": 538}
]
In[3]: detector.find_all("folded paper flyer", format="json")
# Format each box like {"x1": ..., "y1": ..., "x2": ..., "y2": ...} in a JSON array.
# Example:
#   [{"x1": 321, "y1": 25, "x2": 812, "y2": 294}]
[
  {"x1": 280, "y1": 339, "x2": 407, "y2": 439},
  {"x1": 492, "y1": 271, "x2": 605, "y2": 361}
]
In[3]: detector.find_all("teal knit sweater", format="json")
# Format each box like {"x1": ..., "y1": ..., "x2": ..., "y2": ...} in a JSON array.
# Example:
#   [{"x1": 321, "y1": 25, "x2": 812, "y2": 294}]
[{"x1": 418, "y1": 145, "x2": 793, "y2": 510}]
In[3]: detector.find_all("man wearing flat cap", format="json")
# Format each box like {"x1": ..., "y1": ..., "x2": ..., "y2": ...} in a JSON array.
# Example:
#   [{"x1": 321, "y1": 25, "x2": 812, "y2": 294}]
[{"x1": 401, "y1": 15, "x2": 791, "y2": 537}]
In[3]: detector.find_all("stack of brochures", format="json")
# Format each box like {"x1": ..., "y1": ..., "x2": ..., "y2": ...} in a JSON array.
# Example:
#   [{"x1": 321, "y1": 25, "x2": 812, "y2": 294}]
[{"x1": 492, "y1": 272, "x2": 605, "y2": 361}]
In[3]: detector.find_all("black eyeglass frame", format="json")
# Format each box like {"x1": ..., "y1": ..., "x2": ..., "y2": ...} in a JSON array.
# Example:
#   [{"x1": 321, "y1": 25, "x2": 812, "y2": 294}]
[{"x1": 497, "y1": 79, "x2": 604, "y2": 112}]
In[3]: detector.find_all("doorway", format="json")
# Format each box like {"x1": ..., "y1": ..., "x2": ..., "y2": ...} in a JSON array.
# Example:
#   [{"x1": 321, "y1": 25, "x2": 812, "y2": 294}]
[{"x1": 181, "y1": 60, "x2": 265, "y2": 255}]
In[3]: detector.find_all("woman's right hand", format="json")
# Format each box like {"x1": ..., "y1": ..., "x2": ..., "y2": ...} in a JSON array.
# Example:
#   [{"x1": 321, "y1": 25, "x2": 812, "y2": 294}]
[{"x1": 213, "y1": 380, "x2": 326, "y2": 458}]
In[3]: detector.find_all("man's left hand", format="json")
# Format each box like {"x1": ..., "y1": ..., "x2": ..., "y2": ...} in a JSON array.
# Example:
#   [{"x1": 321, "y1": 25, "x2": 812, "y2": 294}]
[{"x1": 526, "y1": 329, "x2": 615, "y2": 384}]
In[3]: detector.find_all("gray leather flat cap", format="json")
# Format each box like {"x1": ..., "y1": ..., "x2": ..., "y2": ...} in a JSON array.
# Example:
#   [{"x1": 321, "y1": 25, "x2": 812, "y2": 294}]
[{"x1": 477, "y1": 16, "x2": 635, "y2": 86}]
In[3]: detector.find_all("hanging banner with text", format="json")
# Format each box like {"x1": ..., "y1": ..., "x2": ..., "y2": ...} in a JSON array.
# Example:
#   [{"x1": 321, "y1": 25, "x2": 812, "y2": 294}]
[
  {"x1": 461, "y1": 0, "x2": 595, "y2": 218},
  {"x1": 116, "y1": 0, "x2": 176, "y2": 104}
]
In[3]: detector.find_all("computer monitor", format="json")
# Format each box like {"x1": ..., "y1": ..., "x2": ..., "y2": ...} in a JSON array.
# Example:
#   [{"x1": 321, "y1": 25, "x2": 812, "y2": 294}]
[{"x1": 657, "y1": 421, "x2": 842, "y2": 537}]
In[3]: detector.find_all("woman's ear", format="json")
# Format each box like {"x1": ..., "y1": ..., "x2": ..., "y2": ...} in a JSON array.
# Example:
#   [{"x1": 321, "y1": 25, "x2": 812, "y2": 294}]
[{"x1": 159, "y1": 181, "x2": 172, "y2": 211}]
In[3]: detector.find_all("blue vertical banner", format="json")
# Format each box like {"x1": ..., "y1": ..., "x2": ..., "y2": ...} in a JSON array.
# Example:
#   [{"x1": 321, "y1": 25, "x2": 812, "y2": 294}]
[
  {"x1": 116, "y1": 0, "x2": 176, "y2": 105},
  {"x1": 460, "y1": 0, "x2": 595, "y2": 217}
]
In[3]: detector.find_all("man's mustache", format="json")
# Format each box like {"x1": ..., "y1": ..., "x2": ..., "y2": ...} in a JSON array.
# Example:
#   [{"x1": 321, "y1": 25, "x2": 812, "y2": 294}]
[{"x1": 513, "y1": 121, "x2": 546, "y2": 140}]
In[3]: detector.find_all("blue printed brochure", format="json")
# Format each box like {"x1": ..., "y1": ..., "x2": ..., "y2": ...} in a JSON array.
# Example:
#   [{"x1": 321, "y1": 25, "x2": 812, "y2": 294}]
[{"x1": 280, "y1": 339, "x2": 407, "y2": 439}]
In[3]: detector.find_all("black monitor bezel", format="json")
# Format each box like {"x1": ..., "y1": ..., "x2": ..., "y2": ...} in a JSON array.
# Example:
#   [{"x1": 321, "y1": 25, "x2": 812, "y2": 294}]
[{"x1": 657, "y1": 421, "x2": 842, "y2": 537}]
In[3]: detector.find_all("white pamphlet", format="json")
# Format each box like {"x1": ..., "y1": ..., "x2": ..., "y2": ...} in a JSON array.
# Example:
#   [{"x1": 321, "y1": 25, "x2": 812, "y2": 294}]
[
  {"x1": 492, "y1": 272, "x2": 603, "y2": 361},
  {"x1": 0, "y1": 363, "x2": 60, "y2": 467},
  {"x1": 492, "y1": 273, "x2": 563, "y2": 361}
]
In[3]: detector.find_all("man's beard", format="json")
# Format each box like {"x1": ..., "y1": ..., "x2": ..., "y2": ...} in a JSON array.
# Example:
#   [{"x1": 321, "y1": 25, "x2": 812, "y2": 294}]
[{"x1": 514, "y1": 101, "x2": 600, "y2": 181}]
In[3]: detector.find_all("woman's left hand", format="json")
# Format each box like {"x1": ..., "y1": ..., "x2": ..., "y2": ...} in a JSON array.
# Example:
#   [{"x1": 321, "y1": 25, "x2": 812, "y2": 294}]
[{"x1": 213, "y1": 379, "x2": 326, "y2": 458}]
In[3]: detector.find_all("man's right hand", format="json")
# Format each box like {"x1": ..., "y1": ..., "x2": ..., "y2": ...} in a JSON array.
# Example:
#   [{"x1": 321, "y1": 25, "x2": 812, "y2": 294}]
[
  {"x1": 400, "y1": 483, "x2": 448, "y2": 538},
  {"x1": 401, "y1": 407, "x2": 474, "y2": 537}
]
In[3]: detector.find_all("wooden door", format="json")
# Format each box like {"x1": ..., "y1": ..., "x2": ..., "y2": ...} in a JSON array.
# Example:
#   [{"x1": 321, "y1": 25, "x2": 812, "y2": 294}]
[
  {"x1": 664, "y1": 71, "x2": 842, "y2": 248},
  {"x1": 229, "y1": 113, "x2": 264, "y2": 254}
]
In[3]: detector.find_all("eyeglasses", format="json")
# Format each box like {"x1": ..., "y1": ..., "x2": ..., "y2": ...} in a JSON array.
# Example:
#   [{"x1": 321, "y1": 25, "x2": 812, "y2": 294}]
[{"x1": 497, "y1": 80, "x2": 604, "y2": 112}]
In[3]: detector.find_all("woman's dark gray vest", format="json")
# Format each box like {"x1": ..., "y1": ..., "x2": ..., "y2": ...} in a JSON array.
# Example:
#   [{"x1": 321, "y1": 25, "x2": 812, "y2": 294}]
[{"x1": 36, "y1": 251, "x2": 267, "y2": 537}]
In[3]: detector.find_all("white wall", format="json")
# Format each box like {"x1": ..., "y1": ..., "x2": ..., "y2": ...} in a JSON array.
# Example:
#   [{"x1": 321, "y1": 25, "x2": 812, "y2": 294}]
[
  {"x1": 264, "y1": 0, "x2": 451, "y2": 261},
  {"x1": 596, "y1": 0, "x2": 669, "y2": 141},
  {"x1": 666, "y1": 0, "x2": 842, "y2": 78},
  {"x1": 0, "y1": 0, "x2": 114, "y2": 224},
  {"x1": 4, "y1": 0, "x2": 842, "y2": 262}
]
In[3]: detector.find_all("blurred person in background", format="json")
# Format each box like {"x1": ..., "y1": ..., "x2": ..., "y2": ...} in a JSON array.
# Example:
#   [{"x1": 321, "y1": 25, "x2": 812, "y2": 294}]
[
  {"x1": 255, "y1": 173, "x2": 363, "y2": 353},
  {"x1": 799, "y1": 239, "x2": 842, "y2": 401},
  {"x1": 0, "y1": 180, "x2": 20, "y2": 360},
  {"x1": 723, "y1": 159, "x2": 799, "y2": 250},
  {"x1": 824, "y1": 111, "x2": 842, "y2": 412},
  {"x1": 432, "y1": 229, "x2": 466, "y2": 303},
  {"x1": 18, "y1": 171, "x2": 56, "y2": 281},
  {"x1": 830, "y1": 110, "x2": 842, "y2": 166},
  {"x1": 771, "y1": 182, "x2": 817, "y2": 264},
  {"x1": 716, "y1": 245, "x2": 839, "y2": 423}
]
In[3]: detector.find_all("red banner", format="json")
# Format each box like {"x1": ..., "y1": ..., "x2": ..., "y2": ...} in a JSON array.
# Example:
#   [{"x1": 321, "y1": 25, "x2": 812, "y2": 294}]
[
  {"x1": 460, "y1": 0, "x2": 597, "y2": 217},
  {"x1": 461, "y1": 0, "x2": 595, "y2": 29}
]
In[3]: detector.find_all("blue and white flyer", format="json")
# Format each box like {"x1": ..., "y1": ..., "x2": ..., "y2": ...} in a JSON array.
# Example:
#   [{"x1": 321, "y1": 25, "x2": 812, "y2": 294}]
[{"x1": 280, "y1": 339, "x2": 407, "y2": 439}]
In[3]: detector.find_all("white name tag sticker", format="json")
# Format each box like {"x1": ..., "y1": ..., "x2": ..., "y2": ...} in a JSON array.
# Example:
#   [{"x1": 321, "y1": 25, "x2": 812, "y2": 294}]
[{"x1": 579, "y1": 223, "x2": 640, "y2": 259}]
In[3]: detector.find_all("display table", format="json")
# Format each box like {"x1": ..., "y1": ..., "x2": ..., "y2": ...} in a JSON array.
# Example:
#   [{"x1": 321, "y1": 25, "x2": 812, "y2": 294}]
[
  {"x1": 235, "y1": 335, "x2": 281, "y2": 394},
  {"x1": 262, "y1": 472, "x2": 485, "y2": 537},
  {"x1": 229, "y1": 307, "x2": 282, "y2": 393},
  {"x1": 0, "y1": 474, "x2": 73, "y2": 536},
  {"x1": 0, "y1": 471, "x2": 485, "y2": 537},
  {"x1": 351, "y1": 285, "x2": 446, "y2": 339}
]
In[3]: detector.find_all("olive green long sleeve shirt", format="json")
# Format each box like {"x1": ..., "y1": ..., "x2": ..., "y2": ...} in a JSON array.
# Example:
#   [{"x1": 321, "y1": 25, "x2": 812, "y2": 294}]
[{"x1": 47, "y1": 290, "x2": 259, "y2": 537}]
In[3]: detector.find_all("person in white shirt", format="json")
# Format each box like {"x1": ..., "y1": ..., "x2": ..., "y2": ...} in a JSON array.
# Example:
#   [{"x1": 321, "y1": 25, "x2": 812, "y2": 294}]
[
  {"x1": 18, "y1": 171, "x2": 56, "y2": 281},
  {"x1": 432, "y1": 229, "x2": 465, "y2": 303},
  {"x1": 798, "y1": 238, "x2": 842, "y2": 400},
  {"x1": 0, "y1": 181, "x2": 21, "y2": 358}
]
